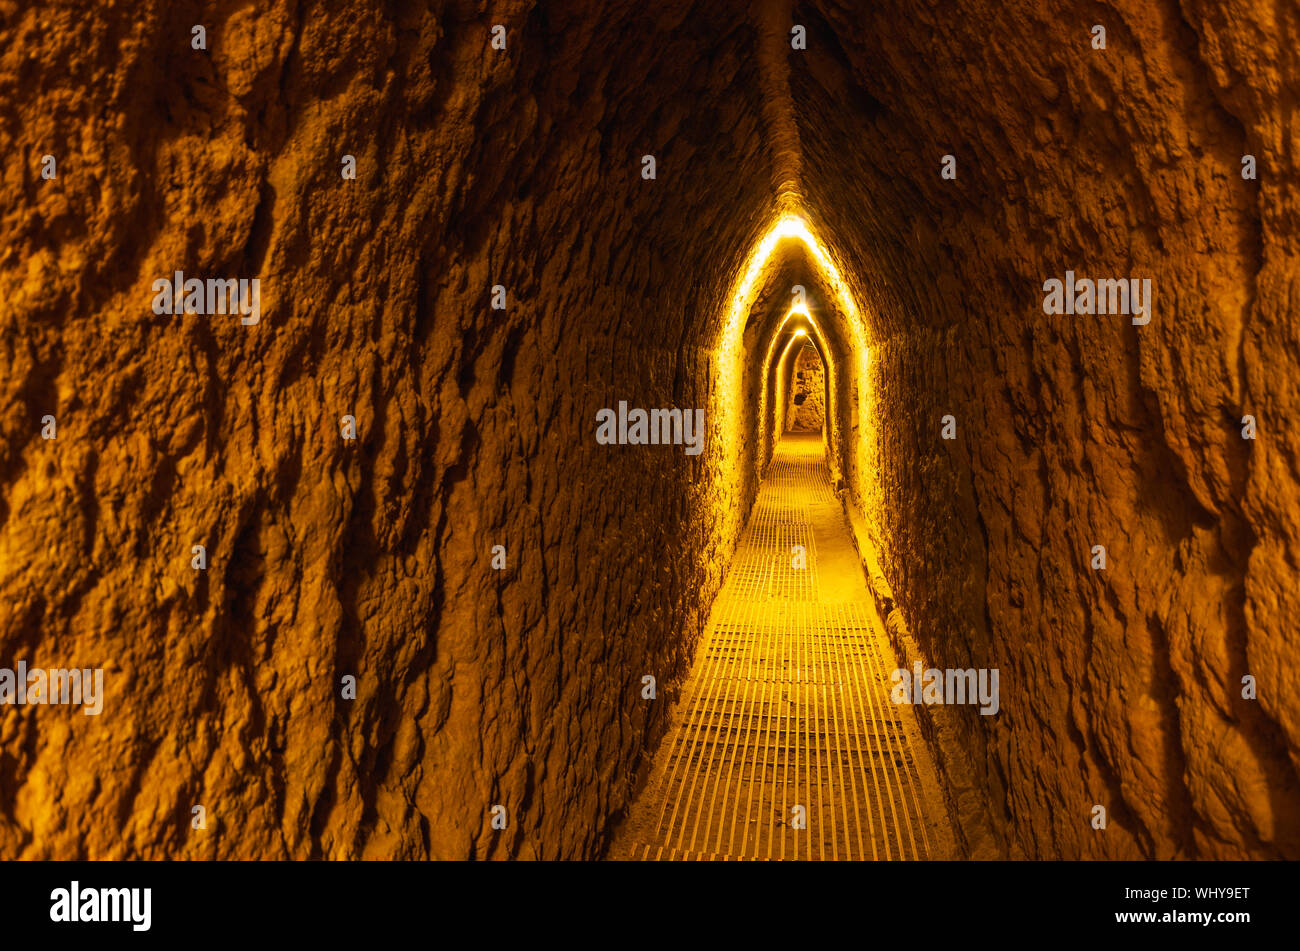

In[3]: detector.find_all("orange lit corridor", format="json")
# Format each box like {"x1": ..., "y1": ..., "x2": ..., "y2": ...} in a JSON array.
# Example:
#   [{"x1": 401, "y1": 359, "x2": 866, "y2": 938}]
[
  {"x1": 9, "y1": 1, "x2": 1300, "y2": 879},
  {"x1": 612, "y1": 434, "x2": 954, "y2": 860}
]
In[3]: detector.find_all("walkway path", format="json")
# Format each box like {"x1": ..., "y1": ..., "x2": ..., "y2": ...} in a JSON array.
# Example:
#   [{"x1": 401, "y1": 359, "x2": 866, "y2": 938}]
[{"x1": 612, "y1": 434, "x2": 952, "y2": 860}]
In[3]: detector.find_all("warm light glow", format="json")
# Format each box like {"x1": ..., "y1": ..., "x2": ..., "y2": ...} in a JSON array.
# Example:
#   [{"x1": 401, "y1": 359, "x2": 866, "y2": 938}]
[
  {"x1": 761, "y1": 305, "x2": 836, "y2": 473},
  {"x1": 761, "y1": 303, "x2": 824, "y2": 373},
  {"x1": 716, "y1": 216, "x2": 819, "y2": 358},
  {"x1": 715, "y1": 214, "x2": 869, "y2": 359},
  {"x1": 774, "y1": 330, "x2": 812, "y2": 441},
  {"x1": 710, "y1": 210, "x2": 872, "y2": 521},
  {"x1": 777, "y1": 332, "x2": 806, "y2": 368}
]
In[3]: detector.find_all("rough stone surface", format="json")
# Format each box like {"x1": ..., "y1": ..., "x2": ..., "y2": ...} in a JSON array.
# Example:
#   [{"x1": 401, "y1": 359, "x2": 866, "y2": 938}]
[
  {"x1": 785, "y1": 343, "x2": 826, "y2": 432},
  {"x1": 0, "y1": 0, "x2": 779, "y2": 860},
  {"x1": 794, "y1": 0, "x2": 1300, "y2": 858},
  {"x1": 1, "y1": 0, "x2": 1296, "y2": 861}
]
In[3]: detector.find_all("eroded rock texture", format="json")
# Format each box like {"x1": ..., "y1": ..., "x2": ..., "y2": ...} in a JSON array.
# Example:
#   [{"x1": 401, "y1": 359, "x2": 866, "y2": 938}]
[
  {"x1": 1, "y1": 0, "x2": 778, "y2": 860},
  {"x1": 785, "y1": 344, "x2": 826, "y2": 432},
  {"x1": 794, "y1": 0, "x2": 1300, "y2": 858},
  {"x1": 1, "y1": 0, "x2": 1296, "y2": 860}
]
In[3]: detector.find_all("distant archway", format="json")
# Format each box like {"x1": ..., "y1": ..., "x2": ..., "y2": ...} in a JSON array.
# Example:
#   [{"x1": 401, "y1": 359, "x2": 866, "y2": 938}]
[
  {"x1": 759, "y1": 303, "x2": 837, "y2": 480},
  {"x1": 783, "y1": 341, "x2": 826, "y2": 435},
  {"x1": 712, "y1": 212, "x2": 873, "y2": 507}
]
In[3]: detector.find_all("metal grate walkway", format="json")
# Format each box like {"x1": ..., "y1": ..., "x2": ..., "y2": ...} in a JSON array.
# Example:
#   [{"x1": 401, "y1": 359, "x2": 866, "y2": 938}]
[{"x1": 614, "y1": 434, "x2": 947, "y2": 860}]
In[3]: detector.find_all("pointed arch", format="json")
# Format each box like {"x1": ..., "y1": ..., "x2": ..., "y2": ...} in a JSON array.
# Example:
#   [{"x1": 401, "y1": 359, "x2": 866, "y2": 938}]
[
  {"x1": 712, "y1": 212, "x2": 873, "y2": 494},
  {"x1": 759, "y1": 304, "x2": 837, "y2": 471}
]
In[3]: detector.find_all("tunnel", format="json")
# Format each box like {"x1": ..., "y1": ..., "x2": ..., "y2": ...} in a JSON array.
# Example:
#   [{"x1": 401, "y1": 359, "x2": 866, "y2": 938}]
[{"x1": 2, "y1": 0, "x2": 1299, "y2": 869}]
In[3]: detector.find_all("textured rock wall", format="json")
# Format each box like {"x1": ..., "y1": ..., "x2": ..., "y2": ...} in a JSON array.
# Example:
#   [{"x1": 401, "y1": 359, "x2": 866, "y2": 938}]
[
  {"x1": 0, "y1": 0, "x2": 786, "y2": 859},
  {"x1": 785, "y1": 343, "x2": 826, "y2": 432},
  {"x1": 793, "y1": 0, "x2": 1300, "y2": 858}
]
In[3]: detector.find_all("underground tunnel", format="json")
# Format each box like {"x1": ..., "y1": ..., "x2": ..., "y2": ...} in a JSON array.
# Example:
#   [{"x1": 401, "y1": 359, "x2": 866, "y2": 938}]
[{"x1": 2, "y1": 0, "x2": 1299, "y2": 875}]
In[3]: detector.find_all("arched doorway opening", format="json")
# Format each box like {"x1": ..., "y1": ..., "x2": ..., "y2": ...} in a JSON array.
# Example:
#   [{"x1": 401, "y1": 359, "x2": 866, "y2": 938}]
[{"x1": 783, "y1": 339, "x2": 827, "y2": 437}]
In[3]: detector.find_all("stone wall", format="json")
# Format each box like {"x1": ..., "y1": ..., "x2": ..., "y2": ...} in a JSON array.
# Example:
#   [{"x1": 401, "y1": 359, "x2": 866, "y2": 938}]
[
  {"x1": 785, "y1": 343, "x2": 826, "y2": 433},
  {"x1": 795, "y1": 0, "x2": 1300, "y2": 858},
  {"x1": 0, "y1": 0, "x2": 783, "y2": 860}
]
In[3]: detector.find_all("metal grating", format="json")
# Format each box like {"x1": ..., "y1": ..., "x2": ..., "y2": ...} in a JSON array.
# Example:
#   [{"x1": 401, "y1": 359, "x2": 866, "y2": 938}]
[{"x1": 626, "y1": 435, "x2": 934, "y2": 860}]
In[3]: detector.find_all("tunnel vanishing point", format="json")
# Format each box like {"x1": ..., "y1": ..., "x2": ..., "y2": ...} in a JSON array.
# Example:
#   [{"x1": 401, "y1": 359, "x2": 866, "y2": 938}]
[{"x1": 2, "y1": 0, "x2": 1299, "y2": 863}]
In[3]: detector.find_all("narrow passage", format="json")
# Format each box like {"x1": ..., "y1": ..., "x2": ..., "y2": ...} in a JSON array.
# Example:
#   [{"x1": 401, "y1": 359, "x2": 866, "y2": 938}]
[{"x1": 614, "y1": 434, "x2": 953, "y2": 860}]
